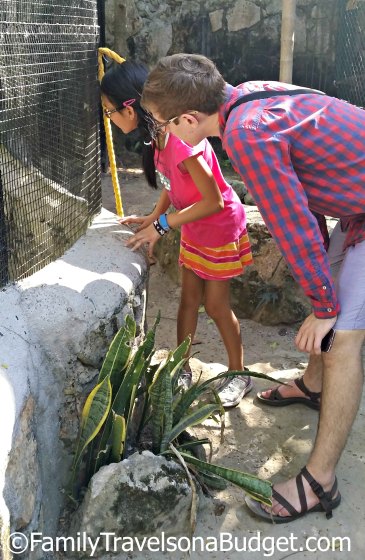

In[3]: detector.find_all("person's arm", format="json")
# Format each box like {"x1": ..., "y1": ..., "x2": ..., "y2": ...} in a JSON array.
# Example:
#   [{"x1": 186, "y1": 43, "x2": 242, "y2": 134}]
[
  {"x1": 165, "y1": 154, "x2": 224, "y2": 228},
  {"x1": 125, "y1": 155, "x2": 223, "y2": 255},
  {"x1": 119, "y1": 188, "x2": 171, "y2": 231},
  {"x1": 225, "y1": 130, "x2": 338, "y2": 353}
]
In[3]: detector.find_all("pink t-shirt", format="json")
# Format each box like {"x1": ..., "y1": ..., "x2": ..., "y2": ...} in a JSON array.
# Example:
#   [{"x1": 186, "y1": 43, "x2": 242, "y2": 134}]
[{"x1": 155, "y1": 134, "x2": 246, "y2": 247}]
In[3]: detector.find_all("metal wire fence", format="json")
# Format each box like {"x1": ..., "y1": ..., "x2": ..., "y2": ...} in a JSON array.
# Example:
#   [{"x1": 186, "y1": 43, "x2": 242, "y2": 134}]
[
  {"x1": 335, "y1": 0, "x2": 365, "y2": 108},
  {"x1": 0, "y1": 0, "x2": 101, "y2": 287}
]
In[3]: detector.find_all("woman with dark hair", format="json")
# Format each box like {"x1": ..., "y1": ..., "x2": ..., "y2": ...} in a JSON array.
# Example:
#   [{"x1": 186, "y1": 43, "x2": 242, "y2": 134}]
[{"x1": 100, "y1": 61, "x2": 253, "y2": 408}]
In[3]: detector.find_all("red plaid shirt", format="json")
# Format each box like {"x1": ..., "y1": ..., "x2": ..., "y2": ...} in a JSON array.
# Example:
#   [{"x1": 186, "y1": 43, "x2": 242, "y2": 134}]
[{"x1": 219, "y1": 82, "x2": 365, "y2": 318}]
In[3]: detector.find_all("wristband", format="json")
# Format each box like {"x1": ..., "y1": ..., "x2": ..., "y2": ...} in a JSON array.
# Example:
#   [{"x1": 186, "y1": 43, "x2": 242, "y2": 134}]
[
  {"x1": 153, "y1": 220, "x2": 167, "y2": 236},
  {"x1": 158, "y1": 213, "x2": 170, "y2": 231}
]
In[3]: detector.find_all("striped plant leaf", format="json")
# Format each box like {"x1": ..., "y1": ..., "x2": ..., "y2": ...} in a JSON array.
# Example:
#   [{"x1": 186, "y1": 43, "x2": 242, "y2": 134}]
[
  {"x1": 94, "y1": 317, "x2": 161, "y2": 471},
  {"x1": 142, "y1": 311, "x2": 160, "y2": 358},
  {"x1": 112, "y1": 340, "x2": 150, "y2": 416},
  {"x1": 110, "y1": 414, "x2": 126, "y2": 462},
  {"x1": 162, "y1": 404, "x2": 220, "y2": 452},
  {"x1": 169, "y1": 337, "x2": 191, "y2": 387},
  {"x1": 98, "y1": 314, "x2": 136, "y2": 384},
  {"x1": 94, "y1": 346, "x2": 145, "y2": 472},
  {"x1": 149, "y1": 359, "x2": 172, "y2": 453},
  {"x1": 179, "y1": 452, "x2": 272, "y2": 506},
  {"x1": 135, "y1": 362, "x2": 160, "y2": 445},
  {"x1": 173, "y1": 369, "x2": 280, "y2": 425},
  {"x1": 73, "y1": 376, "x2": 112, "y2": 470}
]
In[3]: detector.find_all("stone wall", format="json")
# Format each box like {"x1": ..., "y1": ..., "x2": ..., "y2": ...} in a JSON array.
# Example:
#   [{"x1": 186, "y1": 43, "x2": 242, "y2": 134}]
[
  {"x1": 105, "y1": 0, "x2": 339, "y2": 94},
  {"x1": 0, "y1": 209, "x2": 148, "y2": 559}
]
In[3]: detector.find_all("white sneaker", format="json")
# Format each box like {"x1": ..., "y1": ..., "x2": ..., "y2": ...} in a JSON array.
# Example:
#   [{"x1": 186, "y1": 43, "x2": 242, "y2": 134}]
[{"x1": 218, "y1": 375, "x2": 253, "y2": 408}]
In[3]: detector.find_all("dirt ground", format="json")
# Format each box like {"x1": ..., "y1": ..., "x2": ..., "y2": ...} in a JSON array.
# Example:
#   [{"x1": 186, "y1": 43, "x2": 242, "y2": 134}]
[{"x1": 101, "y1": 156, "x2": 365, "y2": 560}]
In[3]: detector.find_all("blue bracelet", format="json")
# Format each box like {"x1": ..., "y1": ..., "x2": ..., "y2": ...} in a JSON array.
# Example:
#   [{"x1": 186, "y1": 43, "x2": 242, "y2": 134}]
[{"x1": 158, "y1": 213, "x2": 170, "y2": 231}]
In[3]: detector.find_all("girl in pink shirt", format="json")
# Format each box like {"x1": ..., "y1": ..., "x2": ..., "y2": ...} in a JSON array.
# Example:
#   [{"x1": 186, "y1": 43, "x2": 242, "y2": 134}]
[{"x1": 101, "y1": 61, "x2": 253, "y2": 407}]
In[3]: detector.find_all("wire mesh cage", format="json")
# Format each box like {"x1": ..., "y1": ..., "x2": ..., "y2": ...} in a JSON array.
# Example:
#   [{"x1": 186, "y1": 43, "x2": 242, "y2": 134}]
[
  {"x1": 0, "y1": 0, "x2": 101, "y2": 287},
  {"x1": 335, "y1": 0, "x2": 365, "y2": 107}
]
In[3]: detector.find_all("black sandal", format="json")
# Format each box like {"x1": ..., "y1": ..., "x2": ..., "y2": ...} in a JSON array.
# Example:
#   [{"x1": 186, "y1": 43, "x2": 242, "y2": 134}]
[
  {"x1": 245, "y1": 466, "x2": 341, "y2": 523},
  {"x1": 257, "y1": 375, "x2": 321, "y2": 410}
]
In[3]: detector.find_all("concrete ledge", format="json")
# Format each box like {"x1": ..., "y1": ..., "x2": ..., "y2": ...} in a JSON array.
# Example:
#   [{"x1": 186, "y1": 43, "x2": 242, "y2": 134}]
[{"x1": 0, "y1": 208, "x2": 148, "y2": 558}]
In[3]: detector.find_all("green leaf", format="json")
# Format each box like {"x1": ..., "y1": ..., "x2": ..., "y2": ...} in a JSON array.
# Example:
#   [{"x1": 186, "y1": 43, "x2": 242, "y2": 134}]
[
  {"x1": 72, "y1": 376, "x2": 112, "y2": 470},
  {"x1": 169, "y1": 337, "x2": 191, "y2": 381},
  {"x1": 180, "y1": 452, "x2": 272, "y2": 506},
  {"x1": 142, "y1": 312, "x2": 160, "y2": 358},
  {"x1": 110, "y1": 414, "x2": 126, "y2": 462},
  {"x1": 98, "y1": 315, "x2": 136, "y2": 384},
  {"x1": 112, "y1": 342, "x2": 149, "y2": 416},
  {"x1": 149, "y1": 359, "x2": 173, "y2": 453},
  {"x1": 198, "y1": 471, "x2": 228, "y2": 490},
  {"x1": 95, "y1": 338, "x2": 153, "y2": 466},
  {"x1": 163, "y1": 404, "x2": 220, "y2": 451},
  {"x1": 135, "y1": 363, "x2": 160, "y2": 444}
]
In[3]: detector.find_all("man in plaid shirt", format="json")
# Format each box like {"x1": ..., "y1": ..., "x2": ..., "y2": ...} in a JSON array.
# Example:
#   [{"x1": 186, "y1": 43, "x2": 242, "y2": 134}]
[{"x1": 142, "y1": 53, "x2": 365, "y2": 523}]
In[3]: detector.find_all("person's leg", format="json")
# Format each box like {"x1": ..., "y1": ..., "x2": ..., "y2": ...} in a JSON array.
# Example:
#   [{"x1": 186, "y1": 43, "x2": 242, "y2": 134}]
[
  {"x1": 257, "y1": 237, "x2": 365, "y2": 519},
  {"x1": 258, "y1": 354, "x2": 322, "y2": 403},
  {"x1": 177, "y1": 266, "x2": 204, "y2": 361},
  {"x1": 203, "y1": 279, "x2": 243, "y2": 371},
  {"x1": 259, "y1": 222, "x2": 346, "y2": 405},
  {"x1": 203, "y1": 279, "x2": 252, "y2": 407},
  {"x1": 260, "y1": 329, "x2": 364, "y2": 518}
]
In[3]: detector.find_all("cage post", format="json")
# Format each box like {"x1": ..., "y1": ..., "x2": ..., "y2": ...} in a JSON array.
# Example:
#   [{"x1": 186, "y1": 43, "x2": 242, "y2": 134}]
[
  {"x1": 280, "y1": 0, "x2": 296, "y2": 83},
  {"x1": 0, "y1": 169, "x2": 8, "y2": 286}
]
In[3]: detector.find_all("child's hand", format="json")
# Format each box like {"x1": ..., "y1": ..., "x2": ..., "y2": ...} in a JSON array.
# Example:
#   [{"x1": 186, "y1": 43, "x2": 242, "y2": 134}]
[
  {"x1": 119, "y1": 214, "x2": 155, "y2": 232},
  {"x1": 125, "y1": 224, "x2": 160, "y2": 259}
]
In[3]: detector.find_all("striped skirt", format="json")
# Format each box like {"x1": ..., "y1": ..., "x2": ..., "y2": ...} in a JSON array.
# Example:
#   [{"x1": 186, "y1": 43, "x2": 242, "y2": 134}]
[{"x1": 179, "y1": 228, "x2": 253, "y2": 281}]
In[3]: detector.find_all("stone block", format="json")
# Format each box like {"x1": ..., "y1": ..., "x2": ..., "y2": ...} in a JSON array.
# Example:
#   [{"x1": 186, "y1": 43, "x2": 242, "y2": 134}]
[{"x1": 71, "y1": 451, "x2": 193, "y2": 550}]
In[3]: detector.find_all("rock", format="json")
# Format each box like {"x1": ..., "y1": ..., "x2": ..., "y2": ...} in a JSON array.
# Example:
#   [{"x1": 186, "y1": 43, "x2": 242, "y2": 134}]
[
  {"x1": 209, "y1": 9, "x2": 224, "y2": 33},
  {"x1": 71, "y1": 451, "x2": 194, "y2": 550},
  {"x1": 228, "y1": 179, "x2": 248, "y2": 202},
  {"x1": 243, "y1": 191, "x2": 256, "y2": 206},
  {"x1": 226, "y1": 0, "x2": 261, "y2": 32}
]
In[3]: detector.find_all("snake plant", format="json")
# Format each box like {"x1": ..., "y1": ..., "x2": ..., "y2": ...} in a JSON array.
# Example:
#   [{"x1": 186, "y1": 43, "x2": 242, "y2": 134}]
[{"x1": 70, "y1": 314, "x2": 272, "y2": 506}]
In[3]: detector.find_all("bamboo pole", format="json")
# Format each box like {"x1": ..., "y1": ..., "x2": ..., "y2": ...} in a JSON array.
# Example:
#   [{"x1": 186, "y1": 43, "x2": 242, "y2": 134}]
[{"x1": 280, "y1": 0, "x2": 296, "y2": 83}]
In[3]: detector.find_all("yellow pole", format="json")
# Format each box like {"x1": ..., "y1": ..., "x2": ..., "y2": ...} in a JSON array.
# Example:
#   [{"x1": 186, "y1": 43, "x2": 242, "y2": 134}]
[{"x1": 98, "y1": 48, "x2": 126, "y2": 217}]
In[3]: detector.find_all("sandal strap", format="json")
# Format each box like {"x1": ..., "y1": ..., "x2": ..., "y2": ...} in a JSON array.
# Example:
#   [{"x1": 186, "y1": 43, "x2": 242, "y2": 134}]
[
  {"x1": 300, "y1": 466, "x2": 336, "y2": 519},
  {"x1": 272, "y1": 489, "x2": 300, "y2": 517},
  {"x1": 296, "y1": 471, "x2": 308, "y2": 513},
  {"x1": 269, "y1": 386, "x2": 282, "y2": 400},
  {"x1": 295, "y1": 376, "x2": 321, "y2": 403}
]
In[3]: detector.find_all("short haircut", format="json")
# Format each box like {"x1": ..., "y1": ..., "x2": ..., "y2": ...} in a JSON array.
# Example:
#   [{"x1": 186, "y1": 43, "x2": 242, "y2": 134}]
[{"x1": 141, "y1": 53, "x2": 226, "y2": 119}]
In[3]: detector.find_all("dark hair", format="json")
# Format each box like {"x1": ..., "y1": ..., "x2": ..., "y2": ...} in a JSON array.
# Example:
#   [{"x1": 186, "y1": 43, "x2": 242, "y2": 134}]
[
  {"x1": 142, "y1": 53, "x2": 226, "y2": 119},
  {"x1": 100, "y1": 60, "x2": 157, "y2": 188}
]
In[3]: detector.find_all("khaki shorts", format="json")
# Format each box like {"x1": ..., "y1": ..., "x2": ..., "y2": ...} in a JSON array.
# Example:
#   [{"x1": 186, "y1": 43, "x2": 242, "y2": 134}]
[{"x1": 328, "y1": 222, "x2": 365, "y2": 330}]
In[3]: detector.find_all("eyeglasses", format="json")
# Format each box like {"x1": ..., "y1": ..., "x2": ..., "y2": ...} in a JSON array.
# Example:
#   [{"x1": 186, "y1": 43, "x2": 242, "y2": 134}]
[
  {"x1": 148, "y1": 110, "x2": 198, "y2": 139},
  {"x1": 103, "y1": 98, "x2": 136, "y2": 118}
]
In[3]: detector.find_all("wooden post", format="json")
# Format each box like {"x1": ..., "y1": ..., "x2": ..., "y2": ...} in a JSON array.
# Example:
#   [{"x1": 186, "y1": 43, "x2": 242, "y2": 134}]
[{"x1": 280, "y1": 0, "x2": 296, "y2": 83}]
